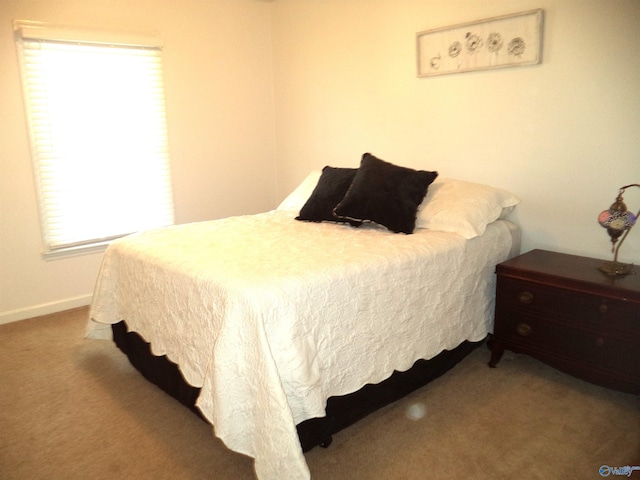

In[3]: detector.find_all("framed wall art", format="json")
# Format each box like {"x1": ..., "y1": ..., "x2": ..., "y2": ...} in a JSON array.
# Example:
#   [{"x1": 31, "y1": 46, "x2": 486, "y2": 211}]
[{"x1": 417, "y1": 9, "x2": 543, "y2": 77}]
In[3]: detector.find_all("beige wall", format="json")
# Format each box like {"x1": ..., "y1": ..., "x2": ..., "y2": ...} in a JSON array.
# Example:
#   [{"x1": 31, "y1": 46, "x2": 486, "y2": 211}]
[
  {"x1": 2, "y1": 0, "x2": 640, "y2": 323},
  {"x1": 272, "y1": 0, "x2": 640, "y2": 263},
  {"x1": 0, "y1": 0, "x2": 276, "y2": 322}
]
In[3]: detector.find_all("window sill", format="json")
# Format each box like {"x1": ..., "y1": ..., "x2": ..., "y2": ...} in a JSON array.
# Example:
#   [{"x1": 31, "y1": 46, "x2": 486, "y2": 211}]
[{"x1": 43, "y1": 241, "x2": 109, "y2": 260}]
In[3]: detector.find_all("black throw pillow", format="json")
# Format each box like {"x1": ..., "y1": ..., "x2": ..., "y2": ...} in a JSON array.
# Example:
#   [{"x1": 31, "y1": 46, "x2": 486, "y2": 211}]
[
  {"x1": 333, "y1": 153, "x2": 438, "y2": 234},
  {"x1": 296, "y1": 166, "x2": 362, "y2": 226}
]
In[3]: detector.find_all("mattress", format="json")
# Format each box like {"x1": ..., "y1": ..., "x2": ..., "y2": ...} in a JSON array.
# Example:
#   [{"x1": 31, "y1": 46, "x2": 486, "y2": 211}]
[{"x1": 87, "y1": 210, "x2": 518, "y2": 479}]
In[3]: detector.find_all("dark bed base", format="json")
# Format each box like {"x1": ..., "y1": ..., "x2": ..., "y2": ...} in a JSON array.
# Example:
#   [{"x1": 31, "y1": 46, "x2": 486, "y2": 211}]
[{"x1": 112, "y1": 321, "x2": 482, "y2": 452}]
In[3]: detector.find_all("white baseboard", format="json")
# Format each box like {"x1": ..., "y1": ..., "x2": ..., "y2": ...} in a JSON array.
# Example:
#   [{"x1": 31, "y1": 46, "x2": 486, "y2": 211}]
[{"x1": 0, "y1": 294, "x2": 92, "y2": 325}]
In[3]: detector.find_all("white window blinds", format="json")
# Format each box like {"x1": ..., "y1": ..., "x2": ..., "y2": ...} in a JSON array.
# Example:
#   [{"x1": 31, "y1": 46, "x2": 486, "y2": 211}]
[{"x1": 16, "y1": 22, "x2": 174, "y2": 255}]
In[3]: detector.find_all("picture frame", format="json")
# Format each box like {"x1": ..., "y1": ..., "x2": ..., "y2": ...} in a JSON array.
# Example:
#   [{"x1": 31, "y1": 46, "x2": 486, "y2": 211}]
[{"x1": 417, "y1": 9, "x2": 544, "y2": 77}]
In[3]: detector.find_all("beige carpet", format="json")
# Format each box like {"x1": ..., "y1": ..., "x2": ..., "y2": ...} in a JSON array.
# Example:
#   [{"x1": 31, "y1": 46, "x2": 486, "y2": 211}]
[{"x1": 1, "y1": 307, "x2": 638, "y2": 479}]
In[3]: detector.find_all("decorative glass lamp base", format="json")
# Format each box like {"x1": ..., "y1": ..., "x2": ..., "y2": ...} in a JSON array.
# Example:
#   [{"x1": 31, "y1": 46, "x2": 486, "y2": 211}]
[{"x1": 599, "y1": 261, "x2": 635, "y2": 276}]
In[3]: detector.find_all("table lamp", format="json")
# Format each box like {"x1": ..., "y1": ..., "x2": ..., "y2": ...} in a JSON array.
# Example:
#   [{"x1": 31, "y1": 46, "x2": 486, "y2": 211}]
[{"x1": 597, "y1": 183, "x2": 640, "y2": 275}]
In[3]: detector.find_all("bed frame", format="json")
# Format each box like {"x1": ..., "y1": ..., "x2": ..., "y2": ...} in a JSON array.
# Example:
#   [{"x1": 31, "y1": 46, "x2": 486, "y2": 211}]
[{"x1": 112, "y1": 320, "x2": 482, "y2": 451}]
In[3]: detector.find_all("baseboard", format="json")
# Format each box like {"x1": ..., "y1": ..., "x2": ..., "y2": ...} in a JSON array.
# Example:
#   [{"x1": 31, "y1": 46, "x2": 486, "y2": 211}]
[{"x1": 0, "y1": 294, "x2": 92, "y2": 325}]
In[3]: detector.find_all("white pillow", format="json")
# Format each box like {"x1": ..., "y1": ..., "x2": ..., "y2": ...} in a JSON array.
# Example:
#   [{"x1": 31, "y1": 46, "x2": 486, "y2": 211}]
[
  {"x1": 416, "y1": 178, "x2": 520, "y2": 239},
  {"x1": 276, "y1": 170, "x2": 322, "y2": 211}
]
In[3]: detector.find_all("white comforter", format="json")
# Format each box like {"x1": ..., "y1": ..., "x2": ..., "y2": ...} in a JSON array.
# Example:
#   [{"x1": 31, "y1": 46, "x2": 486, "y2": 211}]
[{"x1": 87, "y1": 210, "x2": 515, "y2": 479}]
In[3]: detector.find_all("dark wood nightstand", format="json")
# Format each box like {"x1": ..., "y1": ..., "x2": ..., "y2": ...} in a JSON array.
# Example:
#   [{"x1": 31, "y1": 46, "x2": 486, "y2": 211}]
[{"x1": 489, "y1": 249, "x2": 640, "y2": 395}]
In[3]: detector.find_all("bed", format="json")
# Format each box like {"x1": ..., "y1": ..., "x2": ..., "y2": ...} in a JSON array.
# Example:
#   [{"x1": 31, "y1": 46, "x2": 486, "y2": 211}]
[{"x1": 86, "y1": 154, "x2": 521, "y2": 480}]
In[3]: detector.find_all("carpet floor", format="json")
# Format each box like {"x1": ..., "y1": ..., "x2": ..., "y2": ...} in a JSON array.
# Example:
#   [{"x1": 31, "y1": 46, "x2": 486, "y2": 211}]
[{"x1": 1, "y1": 307, "x2": 638, "y2": 479}]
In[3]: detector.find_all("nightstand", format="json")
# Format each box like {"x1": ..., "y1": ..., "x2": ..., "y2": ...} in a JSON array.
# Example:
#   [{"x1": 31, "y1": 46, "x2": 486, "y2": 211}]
[{"x1": 489, "y1": 249, "x2": 640, "y2": 395}]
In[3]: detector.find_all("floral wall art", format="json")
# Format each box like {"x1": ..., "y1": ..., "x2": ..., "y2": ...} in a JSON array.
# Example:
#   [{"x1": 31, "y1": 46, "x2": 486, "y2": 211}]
[{"x1": 417, "y1": 9, "x2": 543, "y2": 77}]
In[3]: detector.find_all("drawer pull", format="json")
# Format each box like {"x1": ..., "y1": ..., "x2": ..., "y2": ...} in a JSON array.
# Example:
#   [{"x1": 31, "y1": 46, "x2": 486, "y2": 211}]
[
  {"x1": 596, "y1": 337, "x2": 604, "y2": 347},
  {"x1": 518, "y1": 291, "x2": 534, "y2": 304},
  {"x1": 598, "y1": 303, "x2": 608, "y2": 314},
  {"x1": 517, "y1": 323, "x2": 532, "y2": 336}
]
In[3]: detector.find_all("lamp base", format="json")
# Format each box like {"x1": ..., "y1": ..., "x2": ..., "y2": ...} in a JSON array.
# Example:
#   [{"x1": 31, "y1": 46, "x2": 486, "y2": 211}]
[{"x1": 598, "y1": 261, "x2": 635, "y2": 276}]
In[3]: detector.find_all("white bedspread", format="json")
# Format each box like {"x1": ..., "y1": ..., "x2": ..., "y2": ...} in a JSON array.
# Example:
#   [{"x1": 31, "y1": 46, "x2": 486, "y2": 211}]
[{"x1": 87, "y1": 210, "x2": 515, "y2": 480}]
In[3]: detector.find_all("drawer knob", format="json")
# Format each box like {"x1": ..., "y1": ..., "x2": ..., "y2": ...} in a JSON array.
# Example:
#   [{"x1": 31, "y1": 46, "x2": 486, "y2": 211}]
[
  {"x1": 596, "y1": 337, "x2": 605, "y2": 347},
  {"x1": 517, "y1": 323, "x2": 532, "y2": 336},
  {"x1": 598, "y1": 303, "x2": 608, "y2": 314},
  {"x1": 518, "y1": 291, "x2": 534, "y2": 304}
]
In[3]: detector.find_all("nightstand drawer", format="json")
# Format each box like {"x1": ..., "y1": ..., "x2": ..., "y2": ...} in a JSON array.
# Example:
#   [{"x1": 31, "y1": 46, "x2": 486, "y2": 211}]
[
  {"x1": 494, "y1": 311, "x2": 640, "y2": 375},
  {"x1": 491, "y1": 249, "x2": 640, "y2": 394},
  {"x1": 496, "y1": 278, "x2": 640, "y2": 339}
]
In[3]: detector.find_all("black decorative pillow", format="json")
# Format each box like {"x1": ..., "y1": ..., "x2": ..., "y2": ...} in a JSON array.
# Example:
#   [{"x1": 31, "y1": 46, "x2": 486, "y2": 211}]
[
  {"x1": 333, "y1": 153, "x2": 438, "y2": 234},
  {"x1": 296, "y1": 166, "x2": 362, "y2": 225}
]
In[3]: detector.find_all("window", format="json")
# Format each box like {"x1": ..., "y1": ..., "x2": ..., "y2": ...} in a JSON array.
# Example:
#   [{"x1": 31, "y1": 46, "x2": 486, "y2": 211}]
[{"x1": 15, "y1": 21, "x2": 174, "y2": 257}]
